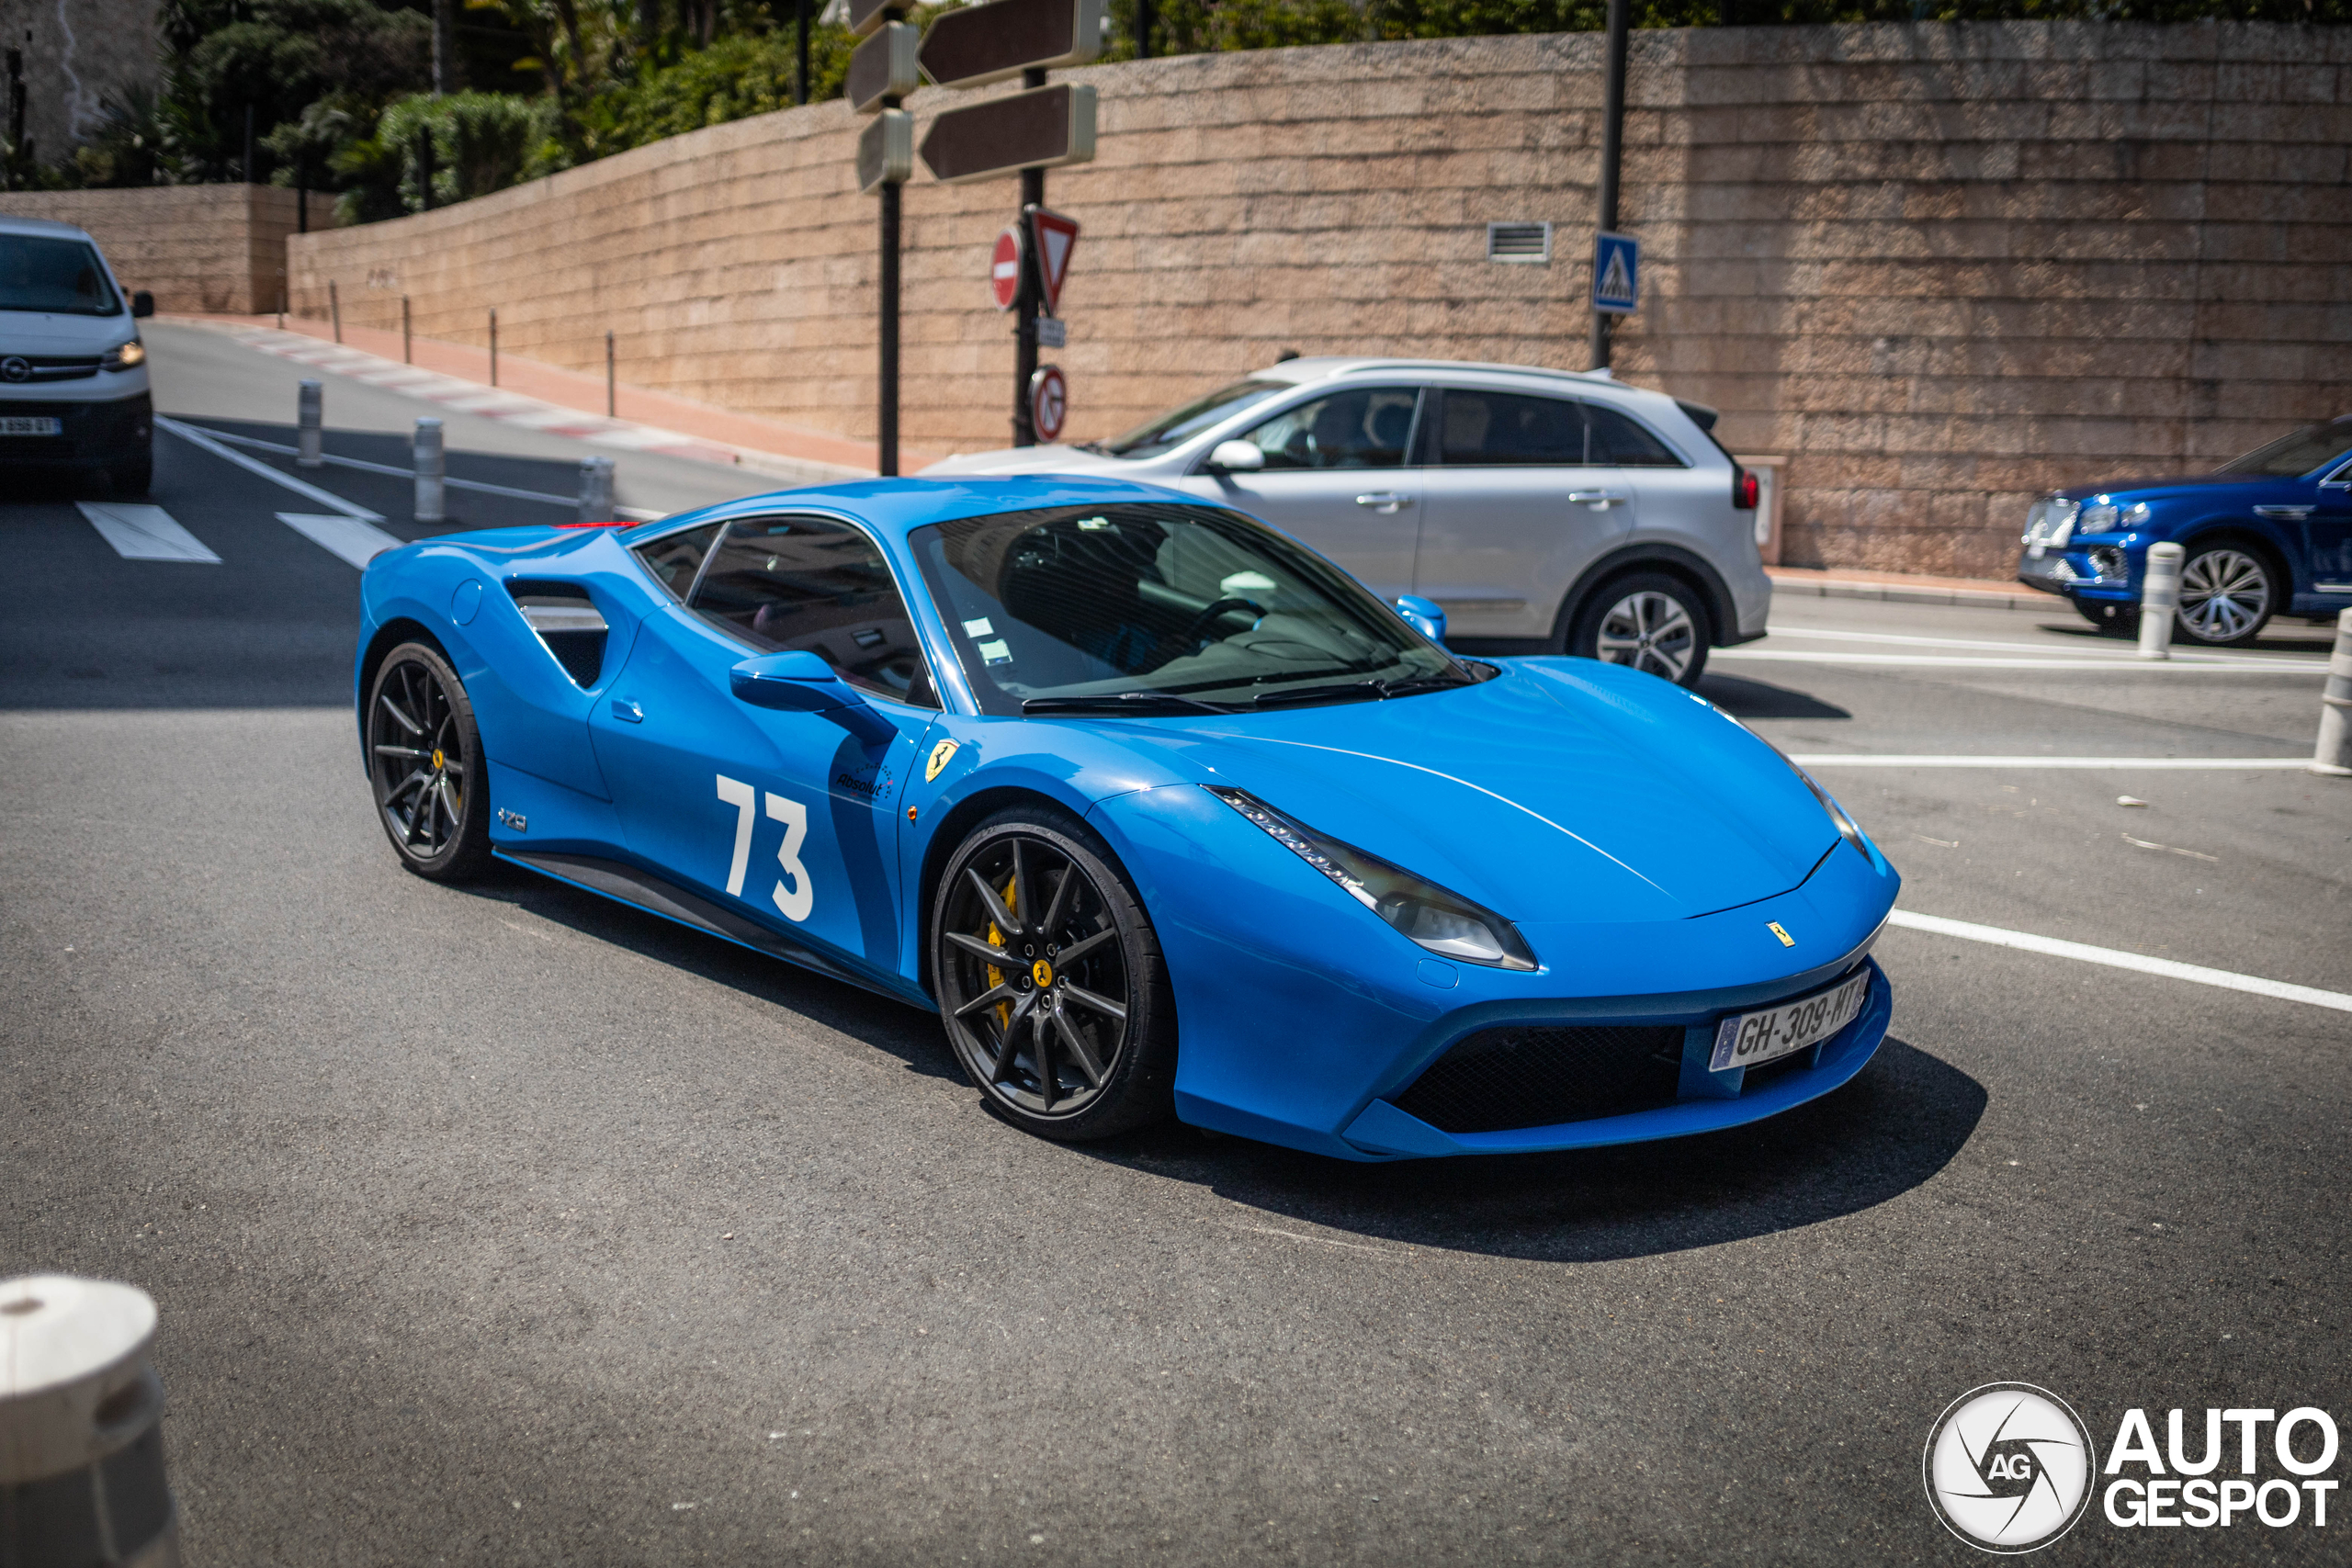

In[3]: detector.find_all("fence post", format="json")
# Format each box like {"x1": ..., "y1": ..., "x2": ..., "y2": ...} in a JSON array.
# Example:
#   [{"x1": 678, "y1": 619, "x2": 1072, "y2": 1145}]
[
  {"x1": 488, "y1": 309, "x2": 498, "y2": 388},
  {"x1": 605, "y1": 331, "x2": 616, "y2": 418},
  {"x1": 0, "y1": 1274, "x2": 182, "y2": 1568},
  {"x1": 413, "y1": 417, "x2": 446, "y2": 524},
  {"x1": 2135, "y1": 542, "x2": 2184, "y2": 660},
  {"x1": 329, "y1": 279, "x2": 341, "y2": 344},
  {"x1": 2312, "y1": 607, "x2": 2352, "y2": 777},
  {"x1": 296, "y1": 378, "x2": 322, "y2": 468},
  {"x1": 402, "y1": 296, "x2": 412, "y2": 365},
  {"x1": 578, "y1": 456, "x2": 616, "y2": 524}
]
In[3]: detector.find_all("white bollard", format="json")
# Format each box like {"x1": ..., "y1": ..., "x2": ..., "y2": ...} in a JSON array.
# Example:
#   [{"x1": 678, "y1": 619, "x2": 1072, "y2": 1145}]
[
  {"x1": 578, "y1": 455, "x2": 616, "y2": 524},
  {"x1": 413, "y1": 417, "x2": 446, "y2": 524},
  {"x1": 2136, "y1": 541, "x2": 2185, "y2": 660},
  {"x1": 0, "y1": 1274, "x2": 181, "y2": 1567},
  {"x1": 296, "y1": 378, "x2": 323, "y2": 468},
  {"x1": 2312, "y1": 607, "x2": 2352, "y2": 777}
]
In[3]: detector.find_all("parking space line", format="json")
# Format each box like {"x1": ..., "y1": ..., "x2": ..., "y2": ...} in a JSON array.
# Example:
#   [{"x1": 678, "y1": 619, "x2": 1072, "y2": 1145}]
[
  {"x1": 1886, "y1": 911, "x2": 2352, "y2": 1013},
  {"x1": 157, "y1": 415, "x2": 383, "y2": 521},
  {"x1": 74, "y1": 502, "x2": 220, "y2": 563},
  {"x1": 1763, "y1": 624, "x2": 2305, "y2": 665},
  {"x1": 1793, "y1": 755, "x2": 2311, "y2": 770},
  {"x1": 1719, "y1": 649, "x2": 2328, "y2": 672},
  {"x1": 277, "y1": 513, "x2": 406, "y2": 569}
]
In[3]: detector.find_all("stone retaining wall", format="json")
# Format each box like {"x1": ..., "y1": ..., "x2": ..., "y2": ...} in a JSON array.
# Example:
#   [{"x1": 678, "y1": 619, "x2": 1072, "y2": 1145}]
[
  {"x1": 280, "y1": 21, "x2": 2350, "y2": 579},
  {"x1": 1, "y1": 185, "x2": 310, "y2": 316}
]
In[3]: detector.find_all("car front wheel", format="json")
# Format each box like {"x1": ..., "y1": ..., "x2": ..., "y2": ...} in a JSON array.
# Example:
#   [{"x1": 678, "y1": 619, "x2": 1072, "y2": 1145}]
[
  {"x1": 930, "y1": 807, "x2": 1175, "y2": 1140},
  {"x1": 1569, "y1": 572, "x2": 1712, "y2": 686},
  {"x1": 2172, "y1": 545, "x2": 2277, "y2": 648}
]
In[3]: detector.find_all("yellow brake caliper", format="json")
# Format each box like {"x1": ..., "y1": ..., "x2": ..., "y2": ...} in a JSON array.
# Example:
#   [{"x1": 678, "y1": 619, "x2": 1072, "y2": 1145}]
[{"x1": 985, "y1": 873, "x2": 1018, "y2": 1031}]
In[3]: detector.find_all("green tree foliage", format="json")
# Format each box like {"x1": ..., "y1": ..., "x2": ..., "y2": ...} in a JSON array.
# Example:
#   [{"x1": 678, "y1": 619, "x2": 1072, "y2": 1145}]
[
  {"x1": 157, "y1": 0, "x2": 432, "y2": 181},
  {"x1": 574, "y1": 24, "x2": 854, "y2": 153},
  {"x1": 330, "y1": 91, "x2": 569, "y2": 220}
]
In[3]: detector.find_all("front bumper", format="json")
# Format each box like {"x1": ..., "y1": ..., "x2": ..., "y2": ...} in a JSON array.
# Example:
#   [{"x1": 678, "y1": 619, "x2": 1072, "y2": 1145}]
[{"x1": 0, "y1": 391, "x2": 152, "y2": 468}]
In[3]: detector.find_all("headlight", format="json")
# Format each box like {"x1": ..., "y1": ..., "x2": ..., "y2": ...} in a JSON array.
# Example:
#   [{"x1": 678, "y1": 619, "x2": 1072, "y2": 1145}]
[
  {"x1": 102, "y1": 339, "x2": 145, "y2": 370},
  {"x1": 2077, "y1": 500, "x2": 2147, "y2": 535},
  {"x1": 2021, "y1": 496, "x2": 2080, "y2": 550},
  {"x1": 1204, "y1": 785, "x2": 1537, "y2": 970}
]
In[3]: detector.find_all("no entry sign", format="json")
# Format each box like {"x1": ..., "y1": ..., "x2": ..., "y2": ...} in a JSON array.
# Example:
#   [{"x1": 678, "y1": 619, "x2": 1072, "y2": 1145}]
[
  {"x1": 1030, "y1": 365, "x2": 1067, "y2": 442},
  {"x1": 990, "y1": 227, "x2": 1023, "y2": 311}
]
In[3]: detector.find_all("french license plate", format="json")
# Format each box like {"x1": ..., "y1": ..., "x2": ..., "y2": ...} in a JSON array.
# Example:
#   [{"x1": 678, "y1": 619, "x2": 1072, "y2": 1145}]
[
  {"x1": 1710, "y1": 971, "x2": 1869, "y2": 1074},
  {"x1": 0, "y1": 416, "x2": 62, "y2": 436}
]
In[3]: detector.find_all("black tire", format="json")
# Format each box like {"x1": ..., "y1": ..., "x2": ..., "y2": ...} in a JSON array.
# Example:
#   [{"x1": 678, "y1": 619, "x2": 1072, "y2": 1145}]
[
  {"x1": 366, "y1": 641, "x2": 492, "y2": 881},
  {"x1": 2074, "y1": 598, "x2": 2136, "y2": 637},
  {"x1": 929, "y1": 806, "x2": 1176, "y2": 1140},
  {"x1": 107, "y1": 449, "x2": 152, "y2": 497},
  {"x1": 1567, "y1": 570, "x2": 1712, "y2": 687},
  {"x1": 2172, "y1": 542, "x2": 2278, "y2": 649}
]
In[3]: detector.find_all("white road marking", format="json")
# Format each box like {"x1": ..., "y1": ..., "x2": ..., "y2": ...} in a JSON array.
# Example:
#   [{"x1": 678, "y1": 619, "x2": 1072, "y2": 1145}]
[
  {"x1": 1765, "y1": 623, "x2": 2305, "y2": 665},
  {"x1": 75, "y1": 502, "x2": 220, "y2": 563},
  {"x1": 194, "y1": 423, "x2": 660, "y2": 518},
  {"x1": 1719, "y1": 649, "x2": 2328, "y2": 672},
  {"x1": 1792, "y1": 754, "x2": 2312, "y2": 770},
  {"x1": 1886, "y1": 910, "x2": 2352, "y2": 1013},
  {"x1": 277, "y1": 513, "x2": 406, "y2": 569},
  {"x1": 157, "y1": 416, "x2": 383, "y2": 520}
]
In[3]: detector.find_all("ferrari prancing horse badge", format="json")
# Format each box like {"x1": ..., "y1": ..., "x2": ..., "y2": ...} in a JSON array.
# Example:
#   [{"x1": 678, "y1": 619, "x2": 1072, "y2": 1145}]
[{"x1": 925, "y1": 739, "x2": 959, "y2": 783}]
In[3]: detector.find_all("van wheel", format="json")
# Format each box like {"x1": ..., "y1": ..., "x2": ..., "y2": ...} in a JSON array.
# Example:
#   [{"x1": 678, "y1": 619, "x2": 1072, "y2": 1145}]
[{"x1": 1570, "y1": 572, "x2": 1712, "y2": 687}]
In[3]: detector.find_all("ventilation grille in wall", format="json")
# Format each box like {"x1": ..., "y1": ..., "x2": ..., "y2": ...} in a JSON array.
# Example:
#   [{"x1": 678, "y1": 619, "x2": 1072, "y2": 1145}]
[{"x1": 1486, "y1": 221, "x2": 1552, "y2": 264}]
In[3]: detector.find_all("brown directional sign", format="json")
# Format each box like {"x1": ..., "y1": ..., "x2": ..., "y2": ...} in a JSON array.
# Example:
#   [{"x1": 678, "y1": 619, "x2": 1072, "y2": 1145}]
[
  {"x1": 919, "y1": 85, "x2": 1097, "y2": 185},
  {"x1": 917, "y1": 0, "x2": 1105, "y2": 90},
  {"x1": 847, "y1": 0, "x2": 912, "y2": 40},
  {"x1": 847, "y1": 23, "x2": 921, "y2": 115}
]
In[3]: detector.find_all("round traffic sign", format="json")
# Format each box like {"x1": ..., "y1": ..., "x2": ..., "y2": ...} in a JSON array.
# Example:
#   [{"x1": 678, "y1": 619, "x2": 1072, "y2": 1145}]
[
  {"x1": 1030, "y1": 366, "x2": 1067, "y2": 443},
  {"x1": 990, "y1": 227, "x2": 1023, "y2": 311}
]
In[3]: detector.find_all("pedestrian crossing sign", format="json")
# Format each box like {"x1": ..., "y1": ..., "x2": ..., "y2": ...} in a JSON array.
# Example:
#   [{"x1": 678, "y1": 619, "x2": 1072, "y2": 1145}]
[{"x1": 1592, "y1": 231, "x2": 1640, "y2": 314}]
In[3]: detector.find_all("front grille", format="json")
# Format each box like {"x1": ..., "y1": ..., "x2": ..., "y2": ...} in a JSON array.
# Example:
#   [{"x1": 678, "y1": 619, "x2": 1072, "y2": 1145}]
[
  {"x1": 1, "y1": 355, "x2": 100, "y2": 382},
  {"x1": 1391, "y1": 1022, "x2": 1683, "y2": 1134}
]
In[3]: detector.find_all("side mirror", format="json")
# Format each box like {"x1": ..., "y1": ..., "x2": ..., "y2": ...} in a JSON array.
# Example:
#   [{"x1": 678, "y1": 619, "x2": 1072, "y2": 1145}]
[
  {"x1": 729, "y1": 651, "x2": 895, "y2": 743},
  {"x1": 1205, "y1": 440, "x2": 1264, "y2": 473},
  {"x1": 1393, "y1": 594, "x2": 1447, "y2": 646},
  {"x1": 130, "y1": 291, "x2": 154, "y2": 319}
]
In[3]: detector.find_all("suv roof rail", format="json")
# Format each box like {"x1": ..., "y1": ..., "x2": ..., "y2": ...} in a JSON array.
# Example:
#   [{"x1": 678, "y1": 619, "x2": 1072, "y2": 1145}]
[{"x1": 1323, "y1": 359, "x2": 1610, "y2": 384}]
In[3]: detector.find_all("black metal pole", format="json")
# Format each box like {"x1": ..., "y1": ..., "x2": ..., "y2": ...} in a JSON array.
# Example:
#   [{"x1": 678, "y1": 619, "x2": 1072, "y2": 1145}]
[
  {"x1": 1136, "y1": 0, "x2": 1154, "y2": 60},
  {"x1": 1589, "y1": 0, "x2": 1629, "y2": 372},
  {"x1": 1012, "y1": 73, "x2": 1046, "y2": 446},
  {"x1": 796, "y1": 0, "x2": 811, "y2": 106},
  {"x1": 879, "y1": 171, "x2": 901, "y2": 476}
]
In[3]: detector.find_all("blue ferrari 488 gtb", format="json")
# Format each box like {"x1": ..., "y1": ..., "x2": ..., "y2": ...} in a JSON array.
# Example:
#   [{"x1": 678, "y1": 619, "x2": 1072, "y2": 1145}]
[{"x1": 356, "y1": 477, "x2": 1897, "y2": 1160}]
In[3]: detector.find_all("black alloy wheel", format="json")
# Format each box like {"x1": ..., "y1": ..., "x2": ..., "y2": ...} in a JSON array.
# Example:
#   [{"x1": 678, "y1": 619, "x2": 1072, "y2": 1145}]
[
  {"x1": 1569, "y1": 570, "x2": 1712, "y2": 687},
  {"x1": 2173, "y1": 544, "x2": 2277, "y2": 648},
  {"x1": 930, "y1": 808, "x2": 1175, "y2": 1139},
  {"x1": 368, "y1": 642, "x2": 492, "y2": 881}
]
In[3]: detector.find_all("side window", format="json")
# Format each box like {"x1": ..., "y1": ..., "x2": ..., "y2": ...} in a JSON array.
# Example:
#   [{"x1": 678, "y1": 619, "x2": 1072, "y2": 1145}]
[
  {"x1": 633, "y1": 523, "x2": 722, "y2": 600},
  {"x1": 1237, "y1": 388, "x2": 1419, "y2": 471},
  {"x1": 1438, "y1": 391, "x2": 1586, "y2": 466},
  {"x1": 1583, "y1": 403, "x2": 1684, "y2": 468},
  {"x1": 688, "y1": 516, "x2": 939, "y2": 707}
]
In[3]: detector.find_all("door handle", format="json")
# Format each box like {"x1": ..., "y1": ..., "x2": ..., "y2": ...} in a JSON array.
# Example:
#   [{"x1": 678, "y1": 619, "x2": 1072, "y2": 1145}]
[
  {"x1": 1567, "y1": 490, "x2": 1630, "y2": 509},
  {"x1": 1355, "y1": 492, "x2": 1412, "y2": 513},
  {"x1": 2252, "y1": 505, "x2": 2312, "y2": 519},
  {"x1": 610, "y1": 697, "x2": 644, "y2": 724}
]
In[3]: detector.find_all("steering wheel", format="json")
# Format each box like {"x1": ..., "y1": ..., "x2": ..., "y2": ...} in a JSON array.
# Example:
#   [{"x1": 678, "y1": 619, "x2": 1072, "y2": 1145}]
[{"x1": 1181, "y1": 597, "x2": 1267, "y2": 647}]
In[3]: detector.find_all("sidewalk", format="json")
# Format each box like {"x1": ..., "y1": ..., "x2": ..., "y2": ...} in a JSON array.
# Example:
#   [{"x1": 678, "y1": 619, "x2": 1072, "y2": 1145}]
[
  {"x1": 1767, "y1": 564, "x2": 2046, "y2": 611},
  {"x1": 165, "y1": 313, "x2": 911, "y2": 480}
]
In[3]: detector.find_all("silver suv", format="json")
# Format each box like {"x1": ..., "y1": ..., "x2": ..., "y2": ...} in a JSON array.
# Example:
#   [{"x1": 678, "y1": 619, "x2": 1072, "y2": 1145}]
[{"x1": 922, "y1": 357, "x2": 1770, "y2": 686}]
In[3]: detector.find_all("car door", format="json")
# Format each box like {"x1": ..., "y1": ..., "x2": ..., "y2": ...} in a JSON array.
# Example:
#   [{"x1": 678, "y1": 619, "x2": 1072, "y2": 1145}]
[
  {"x1": 1410, "y1": 389, "x2": 1651, "y2": 643},
  {"x1": 1177, "y1": 385, "x2": 1424, "y2": 601},
  {"x1": 2301, "y1": 458, "x2": 2352, "y2": 601},
  {"x1": 590, "y1": 513, "x2": 942, "y2": 976}
]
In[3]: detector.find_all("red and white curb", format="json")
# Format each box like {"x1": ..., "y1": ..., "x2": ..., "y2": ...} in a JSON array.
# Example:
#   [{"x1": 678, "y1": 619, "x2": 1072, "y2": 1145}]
[{"x1": 187, "y1": 322, "x2": 869, "y2": 484}]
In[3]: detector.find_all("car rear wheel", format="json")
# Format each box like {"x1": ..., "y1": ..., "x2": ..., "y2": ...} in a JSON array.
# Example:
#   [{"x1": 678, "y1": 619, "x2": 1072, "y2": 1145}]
[
  {"x1": 930, "y1": 807, "x2": 1175, "y2": 1140},
  {"x1": 367, "y1": 642, "x2": 492, "y2": 881},
  {"x1": 1570, "y1": 572, "x2": 1711, "y2": 687},
  {"x1": 2173, "y1": 545, "x2": 2276, "y2": 648}
]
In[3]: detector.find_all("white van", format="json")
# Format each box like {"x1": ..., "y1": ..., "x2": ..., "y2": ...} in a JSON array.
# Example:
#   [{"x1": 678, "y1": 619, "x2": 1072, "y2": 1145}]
[{"x1": 0, "y1": 215, "x2": 154, "y2": 493}]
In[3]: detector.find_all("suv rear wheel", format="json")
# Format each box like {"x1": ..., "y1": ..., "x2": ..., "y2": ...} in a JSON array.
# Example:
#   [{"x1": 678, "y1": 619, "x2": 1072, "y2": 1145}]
[{"x1": 1569, "y1": 572, "x2": 1712, "y2": 687}]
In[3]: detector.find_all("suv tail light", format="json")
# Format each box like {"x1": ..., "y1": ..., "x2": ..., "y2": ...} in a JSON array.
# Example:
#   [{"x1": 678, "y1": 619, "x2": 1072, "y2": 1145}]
[{"x1": 1733, "y1": 467, "x2": 1759, "y2": 511}]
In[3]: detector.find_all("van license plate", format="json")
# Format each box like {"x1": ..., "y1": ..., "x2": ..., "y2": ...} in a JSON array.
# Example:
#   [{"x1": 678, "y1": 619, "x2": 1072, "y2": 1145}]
[{"x1": 0, "y1": 416, "x2": 63, "y2": 436}]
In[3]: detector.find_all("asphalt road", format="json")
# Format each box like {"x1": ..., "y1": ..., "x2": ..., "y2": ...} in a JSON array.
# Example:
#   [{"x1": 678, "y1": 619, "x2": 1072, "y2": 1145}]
[{"x1": 4, "y1": 328, "x2": 2346, "y2": 1565}]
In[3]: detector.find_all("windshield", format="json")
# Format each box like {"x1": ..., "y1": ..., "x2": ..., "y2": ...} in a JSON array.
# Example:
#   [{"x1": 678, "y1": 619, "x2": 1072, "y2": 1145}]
[
  {"x1": 910, "y1": 502, "x2": 1467, "y2": 715},
  {"x1": 1091, "y1": 379, "x2": 1290, "y2": 460},
  {"x1": 2217, "y1": 421, "x2": 2352, "y2": 479},
  {"x1": 0, "y1": 235, "x2": 121, "y2": 316}
]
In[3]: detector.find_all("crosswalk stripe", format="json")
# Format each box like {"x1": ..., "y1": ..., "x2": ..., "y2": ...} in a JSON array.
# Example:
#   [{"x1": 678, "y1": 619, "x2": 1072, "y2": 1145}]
[
  {"x1": 76, "y1": 502, "x2": 220, "y2": 563},
  {"x1": 277, "y1": 513, "x2": 406, "y2": 569}
]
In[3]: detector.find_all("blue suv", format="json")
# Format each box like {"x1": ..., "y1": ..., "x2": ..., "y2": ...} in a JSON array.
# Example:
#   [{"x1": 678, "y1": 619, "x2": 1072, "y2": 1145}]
[{"x1": 2017, "y1": 415, "x2": 2352, "y2": 647}]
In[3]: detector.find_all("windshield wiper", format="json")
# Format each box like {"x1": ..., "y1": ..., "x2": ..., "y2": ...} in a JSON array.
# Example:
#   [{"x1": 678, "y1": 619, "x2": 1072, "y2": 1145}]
[
  {"x1": 1250, "y1": 674, "x2": 1465, "y2": 709},
  {"x1": 1023, "y1": 691, "x2": 1233, "y2": 716}
]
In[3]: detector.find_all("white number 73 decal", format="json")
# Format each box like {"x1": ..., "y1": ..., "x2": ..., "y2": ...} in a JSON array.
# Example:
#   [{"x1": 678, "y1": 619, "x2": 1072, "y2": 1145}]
[{"x1": 716, "y1": 773, "x2": 814, "y2": 922}]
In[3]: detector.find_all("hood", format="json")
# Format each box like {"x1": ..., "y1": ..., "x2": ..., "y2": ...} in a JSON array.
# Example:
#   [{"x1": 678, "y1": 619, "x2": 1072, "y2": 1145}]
[
  {"x1": 2056, "y1": 473, "x2": 2255, "y2": 500},
  {"x1": 919, "y1": 445, "x2": 1143, "y2": 479},
  {"x1": 0, "y1": 311, "x2": 133, "y2": 352},
  {"x1": 1106, "y1": 660, "x2": 1837, "y2": 924}
]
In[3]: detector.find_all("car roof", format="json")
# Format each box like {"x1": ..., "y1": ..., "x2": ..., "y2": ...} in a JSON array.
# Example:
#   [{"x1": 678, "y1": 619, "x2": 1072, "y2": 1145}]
[
  {"x1": 0, "y1": 216, "x2": 100, "y2": 242},
  {"x1": 622, "y1": 473, "x2": 1211, "y2": 552},
  {"x1": 1252, "y1": 355, "x2": 1621, "y2": 389}
]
